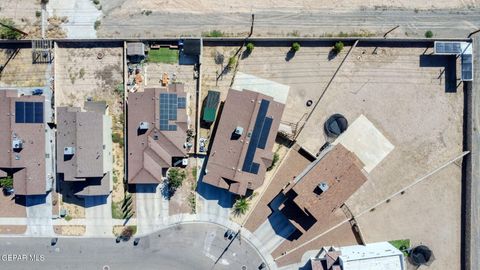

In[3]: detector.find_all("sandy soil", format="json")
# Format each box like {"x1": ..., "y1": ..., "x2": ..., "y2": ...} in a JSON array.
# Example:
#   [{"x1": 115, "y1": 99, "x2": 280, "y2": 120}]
[
  {"x1": 0, "y1": 225, "x2": 27, "y2": 234},
  {"x1": 54, "y1": 225, "x2": 86, "y2": 236},
  {"x1": 0, "y1": 48, "x2": 49, "y2": 88},
  {"x1": 0, "y1": 193, "x2": 26, "y2": 217},
  {"x1": 169, "y1": 160, "x2": 197, "y2": 215},
  {"x1": 107, "y1": 0, "x2": 477, "y2": 15}
]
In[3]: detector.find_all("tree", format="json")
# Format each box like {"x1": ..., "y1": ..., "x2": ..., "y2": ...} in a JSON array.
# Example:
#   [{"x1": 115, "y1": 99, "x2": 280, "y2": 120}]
[
  {"x1": 233, "y1": 197, "x2": 250, "y2": 216},
  {"x1": 267, "y1": 152, "x2": 280, "y2": 171},
  {"x1": 0, "y1": 18, "x2": 22, "y2": 40},
  {"x1": 227, "y1": 56, "x2": 237, "y2": 69},
  {"x1": 167, "y1": 168, "x2": 186, "y2": 194},
  {"x1": 333, "y1": 41, "x2": 344, "y2": 54},
  {"x1": 246, "y1": 42, "x2": 254, "y2": 53},
  {"x1": 425, "y1": 30, "x2": 433, "y2": 38},
  {"x1": 291, "y1": 42, "x2": 301, "y2": 52},
  {"x1": 0, "y1": 176, "x2": 13, "y2": 189}
]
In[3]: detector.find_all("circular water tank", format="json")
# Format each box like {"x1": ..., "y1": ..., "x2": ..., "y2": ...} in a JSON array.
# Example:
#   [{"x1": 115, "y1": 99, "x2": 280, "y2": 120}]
[
  {"x1": 410, "y1": 245, "x2": 432, "y2": 266},
  {"x1": 324, "y1": 114, "x2": 348, "y2": 137}
]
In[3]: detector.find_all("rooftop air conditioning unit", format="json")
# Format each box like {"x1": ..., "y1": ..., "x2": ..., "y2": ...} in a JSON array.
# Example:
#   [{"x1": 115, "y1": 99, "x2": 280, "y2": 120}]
[
  {"x1": 139, "y1": 122, "x2": 149, "y2": 130},
  {"x1": 64, "y1": 147, "x2": 75, "y2": 155},
  {"x1": 12, "y1": 139, "x2": 23, "y2": 150},
  {"x1": 234, "y1": 126, "x2": 244, "y2": 136},
  {"x1": 317, "y1": 182, "x2": 329, "y2": 194}
]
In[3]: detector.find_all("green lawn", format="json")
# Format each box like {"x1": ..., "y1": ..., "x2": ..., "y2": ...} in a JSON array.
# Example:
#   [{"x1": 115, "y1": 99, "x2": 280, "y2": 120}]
[
  {"x1": 147, "y1": 48, "x2": 179, "y2": 64},
  {"x1": 389, "y1": 239, "x2": 410, "y2": 256},
  {"x1": 111, "y1": 201, "x2": 124, "y2": 219}
]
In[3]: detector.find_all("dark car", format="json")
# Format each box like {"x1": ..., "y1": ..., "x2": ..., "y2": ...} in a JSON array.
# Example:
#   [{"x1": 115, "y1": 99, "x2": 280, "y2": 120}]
[{"x1": 32, "y1": 89, "x2": 44, "y2": 96}]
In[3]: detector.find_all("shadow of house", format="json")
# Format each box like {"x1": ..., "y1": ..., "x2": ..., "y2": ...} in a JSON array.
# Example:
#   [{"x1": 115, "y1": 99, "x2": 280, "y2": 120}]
[
  {"x1": 15, "y1": 194, "x2": 47, "y2": 206},
  {"x1": 419, "y1": 54, "x2": 457, "y2": 93},
  {"x1": 196, "y1": 156, "x2": 234, "y2": 209}
]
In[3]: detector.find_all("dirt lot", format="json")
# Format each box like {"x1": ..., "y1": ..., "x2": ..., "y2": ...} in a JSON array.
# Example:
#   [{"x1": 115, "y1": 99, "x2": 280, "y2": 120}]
[
  {"x1": 270, "y1": 45, "x2": 464, "y2": 268},
  {"x1": 54, "y1": 225, "x2": 86, "y2": 236},
  {"x1": 169, "y1": 158, "x2": 198, "y2": 215},
  {"x1": 55, "y1": 42, "x2": 125, "y2": 216},
  {"x1": 0, "y1": 193, "x2": 26, "y2": 217},
  {"x1": 0, "y1": 225, "x2": 27, "y2": 234},
  {"x1": 202, "y1": 44, "x2": 346, "y2": 139},
  {"x1": 0, "y1": 47, "x2": 50, "y2": 88}
]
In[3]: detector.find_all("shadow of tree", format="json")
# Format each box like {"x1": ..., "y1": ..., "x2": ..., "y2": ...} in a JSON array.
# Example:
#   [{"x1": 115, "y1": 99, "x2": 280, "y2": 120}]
[{"x1": 285, "y1": 50, "x2": 296, "y2": 61}]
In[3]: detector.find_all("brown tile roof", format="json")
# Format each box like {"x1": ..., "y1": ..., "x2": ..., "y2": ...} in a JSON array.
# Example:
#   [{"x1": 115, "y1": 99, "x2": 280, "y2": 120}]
[
  {"x1": 0, "y1": 90, "x2": 46, "y2": 195},
  {"x1": 127, "y1": 84, "x2": 188, "y2": 184},
  {"x1": 56, "y1": 102, "x2": 111, "y2": 196},
  {"x1": 204, "y1": 89, "x2": 285, "y2": 196},
  {"x1": 280, "y1": 145, "x2": 367, "y2": 232}
]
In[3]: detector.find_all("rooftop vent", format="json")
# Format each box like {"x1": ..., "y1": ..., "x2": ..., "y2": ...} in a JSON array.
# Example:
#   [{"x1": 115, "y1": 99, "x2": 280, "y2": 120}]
[
  {"x1": 64, "y1": 147, "x2": 75, "y2": 156},
  {"x1": 12, "y1": 139, "x2": 23, "y2": 150},
  {"x1": 234, "y1": 126, "x2": 244, "y2": 136},
  {"x1": 139, "y1": 122, "x2": 149, "y2": 130},
  {"x1": 315, "y1": 182, "x2": 329, "y2": 195}
]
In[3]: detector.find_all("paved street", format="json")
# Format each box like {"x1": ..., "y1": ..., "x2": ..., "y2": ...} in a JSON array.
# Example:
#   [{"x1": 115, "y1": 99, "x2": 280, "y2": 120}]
[{"x1": 0, "y1": 223, "x2": 264, "y2": 270}]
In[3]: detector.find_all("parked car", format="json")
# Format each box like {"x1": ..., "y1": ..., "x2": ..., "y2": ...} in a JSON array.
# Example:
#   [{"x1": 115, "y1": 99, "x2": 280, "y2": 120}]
[{"x1": 32, "y1": 89, "x2": 43, "y2": 96}]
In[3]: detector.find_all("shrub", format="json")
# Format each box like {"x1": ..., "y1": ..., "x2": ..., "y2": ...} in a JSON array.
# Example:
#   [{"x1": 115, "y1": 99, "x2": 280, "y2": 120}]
[
  {"x1": 167, "y1": 168, "x2": 187, "y2": 193},
  {"x1": 112, "y1": 133, "x2": 124, "y2": 148},
  {"x1": 203, "y1": 30, "x2": 224, "y2": 37},
  {"x1": 93, "y1": 0, "x2": 100, "y2": 5},
  {"x1": 267, "y1": 152, "x2": 280, "y2": 171},
  {"x1": 94, "y1": 20, "x2": 101, "y2": 30},
  {"x1": 64, "y1": 215, "x2": 72, "y2": 221},
  {"x1": 233, "y1": 197, "x2": 250, "y2": 216},
  {"x1": 227, "y1": 56, "x2": 237, "y2": 69},
  {"x1": 246, "y1": 42, "x2": 254, "y2": 53},
  {"x1": 0, "y1": 18, "x2": 22, "y2": 39},
  {"x1": 425, "y1": 30, "x2": 433, "y2": 38},
  {"x1": 0, "y1": 176, "x2": 13, "y2": 189},
  {"x1": 35, "y1": 11, "x2": 42, "y2": 18},
  {"x1": 333, "y1": 41, "x2": 344, "y2": 54},
  {"x1": 291, "y1": 42, "x2": 301, "y2": 52}
]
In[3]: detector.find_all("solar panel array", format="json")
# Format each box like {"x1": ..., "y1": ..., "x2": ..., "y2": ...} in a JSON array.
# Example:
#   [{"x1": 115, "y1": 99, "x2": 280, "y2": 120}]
[
  {"x1": 159, "y1": 93, "x2": 178, "y2": 131},
  {"x1": 461, "y1": 54, "x2": 473, "y2": 81},
  {"x1": 435, "y1": 42, "x2": 462, "y2": 54},
  {"x1": 15, "y1": 102, "x2": 44, "y2": 124},
  {"x1": 242, "y1": 99, "x2": 272, "y2": 175},
  {"x1": 177, "y1": 97, "x2": 187, "y2": 109}
]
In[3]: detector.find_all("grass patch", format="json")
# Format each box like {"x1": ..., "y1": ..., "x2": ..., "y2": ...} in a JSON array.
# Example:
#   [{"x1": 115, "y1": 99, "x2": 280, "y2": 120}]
[
  {"x1": 111, "y1": 201, "x2": 124, "y2": 219},
  {"x1": 191, "y1": 167, "x2": 197, "y2": 179},
  {"x1": 147, "y1": 48, "x2": 179, "y2": 64},
  {"x1": 389, "y1": 239, "x2": 410, "y2": 256}
]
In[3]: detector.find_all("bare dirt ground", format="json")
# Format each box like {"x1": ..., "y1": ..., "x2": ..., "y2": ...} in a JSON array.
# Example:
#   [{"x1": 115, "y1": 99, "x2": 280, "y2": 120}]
[
  {"x1": 169, "y1": 158, "x2": 197, "y2": 215},
  {"x1": 104, "y1": 0, "x2": 476, "y2": 14},
  {"x1": 0, "y1": 194, "x2": 26, "y2": 218},
  {"x1": 54, "y1": 225, "x2": 85, "y2": 236},
  {"x1": 0, "y1": 48, "x2": 48, "y2": 88},
  {"x1": 271, "y1": 45, "x2": 463, "y2": 268},
  {"x1": 0, "y1": 225, "x2": 27, "y2": 234},
  {"x1": 55, "y1": 43, "x2": 125, "y2": 216}
]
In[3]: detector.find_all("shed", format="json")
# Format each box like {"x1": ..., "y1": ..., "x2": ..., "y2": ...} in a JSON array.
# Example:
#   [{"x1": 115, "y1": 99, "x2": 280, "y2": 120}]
[
  {"x1": 182, "y1": 39, "x2": 202, "y2": 56},
  {"x1": 127, "y1": 42, "x2": 146, "y2": 63},
  {"x1": 202, "y1": 90, "x2": 220, "y2": 123}
]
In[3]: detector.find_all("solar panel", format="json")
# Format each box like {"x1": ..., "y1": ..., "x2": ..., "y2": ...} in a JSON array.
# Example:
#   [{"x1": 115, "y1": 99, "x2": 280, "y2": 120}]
[
  {"x1": 15, "y1": 101, "x2": 44, "y2": 124},
  {"x1": 461, "y1": 54, "x2": 473, "y2": 81},
  {"x1": 15, "y1": 102, "x2": 24, "y2": 123},
  {"x1": 34, "y1": 102, "x2": 43, "y2": 123},
  {"x1": 159, "y1": 93, "x2": 179, "y2": 131},
  {"x1": 178, "y1": 97, "x2": 186, "y2": 109},
  {"x1": 435, "y1": 42, "x2": 462, "y2": 54},
  {"x1": 242, "y1": 99, "x2": 270, "y2": 173},
  {"x1": 258, "y1": 117, "x2": 273, "y2": 149}
]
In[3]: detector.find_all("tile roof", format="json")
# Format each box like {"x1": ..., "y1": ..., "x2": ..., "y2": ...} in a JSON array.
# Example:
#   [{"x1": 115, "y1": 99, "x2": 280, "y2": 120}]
[
  {"x1": 56, "y1": 102, "x2": 111, "y2": 196},
  {"x1": 127, "y1": 84, "x2": 188, "y2": 184},
  {"x1": 0, "y1": 90, "x2": 46, "y2": 195},
  {"x1": 281, "y1": 144, "x2": 367, "y2": 232},
  {"x1": 204, "y1": 89, "x2": 285, "y2": 196}
]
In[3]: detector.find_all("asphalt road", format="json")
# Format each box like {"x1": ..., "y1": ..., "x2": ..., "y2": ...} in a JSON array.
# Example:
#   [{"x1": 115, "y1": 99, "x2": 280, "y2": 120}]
[
  {"x1": 0, "y1": 223, "x2": 264, "y2": 270},
  {"x1": 97, "y1": 9, "x2": 480, "y2": 38}
]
